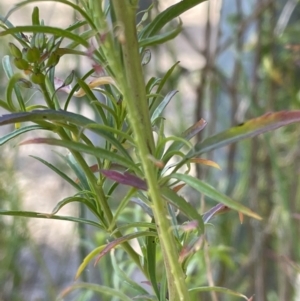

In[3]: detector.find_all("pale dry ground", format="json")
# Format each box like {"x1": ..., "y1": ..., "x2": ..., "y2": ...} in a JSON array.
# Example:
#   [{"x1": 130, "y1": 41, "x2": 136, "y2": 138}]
[{"x1": 0, "y1": 0, "x2": 215, "y2": 299}]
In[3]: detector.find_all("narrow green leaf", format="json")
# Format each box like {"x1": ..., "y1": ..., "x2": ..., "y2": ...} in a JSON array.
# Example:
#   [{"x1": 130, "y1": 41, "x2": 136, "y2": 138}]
[
  {"x1": 170, "y1": 173, "x2": 262, "y2": 220},
  {"x1": 0, "y1": 125, "x2": 46, "y2": 145},
  {"x1": 0, "y1": 210, "x2": 103, "y2": 228},
  {"x1": 0, "y1": 109, "x2": 93, "y2": 125},
  {"x1": 66, "y1": 20, "x2": 87, "y2": 32},
  {"x1": 0, "y1": 110, "x2": 133, "y2": 159},
  {"x1": 110, "y1": 222, "x2": 157, "y2": 236},
  {"x1": 189, "y1": 286, "x2": 249, "y2": 300},
  {"x1": 6, "y1": 73, "x2": 26, "y2": 111},
  {"x1": 139, "y1": 0, "x2": 205, "y2": 39},
  {"x1": 146, "y1": 226, "x2": 160, "y2": 298},
  {"x1": 189, "y1": 110, "x2": 300, "y2": 157},
  {"x1": 2, "y1": 56, "x2": 26, "y2": 111},
  {"x1": 161, "y1": 187, "x2": 204, "y2": 232},
  {"x1": 2, "y1": 54, "x2": 14, "y2": 76},
  {"x1": 30, "y1": 155, "x2": 82, "y2": 190},
  {"x1": 157, "y1": 136, "x2": 192, "y2": 164},
  {"x1": 133, "y1": 295, "x2": 158, "y2": 300},
  {"x1": 159, "y1": 270, "x2": 167, "y2": 301},
  {"x1": 75, "y1": 76, "x2": 99, "y2": 99},
  {"x1": 55, "y1": 48, "x2": 87, "y2": 57},
  {"x1": 130, "y1": 197, "x2": 153, "y2": 217},
  {"x1": 26, "y1": 105, "x2": 50, "y2": 111},
  {"x1": 81, "y1": 123, "x2": 134, "y2": 159},
  {"x1": 151, "y1": 90, "x2": 178, "y2": 123},
  {"x1": 60, "y1": 283, "x2": 132, "y2": 301},
  {"x1": 95, "y1": 231, "x2": 157, "y2": 265},
  {"x1": 110, "y1": 251, "x2": 149, "y2": 295},
  {"x1": 91, "y1": 101, "x2": 109, "y2": 125},
  {"x1": 108, "y1": 187, "x2": 137, "y2": 232},
  {"x1": 183, "y1": 118, "x2": 207, "y2": 140},
  {"x1": 160, "y1": 119, "x2": 207, "y2": 167},
  {"x1": 6, "y1": 0, "x2": 96, "y2": 31},
  {"x1": 139, "y1": 20, "x2": 182, "y2": 47},
  {"x1": 2, "y1": 55, "x2": 15, "y2": 79},
  {"x1": 168, "y1": 203, "x2": 180, "y2": 239},
  {"x1": 64, "y1": 69, "x2": 94, "y2": 110},
  {"x1": 0, "y1": 15, "x2": 28, "y2": 47},
  {"x1": 75, "y1": 245, "x2": 106, "y2": 280},
  {"x1": 20, "y1": 137, "x2": 140, "y2": 173},
  {"x1": 51, "y1": 196, "x2": 95, "y2": 215},
  {"x1": 65, "y1": 29, "x2": 96, "y2": 50},
  {"x1": 0, "y1": 25, "x2": 90, "y2": 47},
  {"x1": 64, "y1": 152, "x2": 90, "y2": 190},
  {"x1": 146, "y1": 76, "x2": 161, "y2": 94},
  {"x1": 92, "y1": 99, "x2": 119, "y2": 125},
  {"x1": 149, "y1": 62, "x2": 180, "y2": 115}
]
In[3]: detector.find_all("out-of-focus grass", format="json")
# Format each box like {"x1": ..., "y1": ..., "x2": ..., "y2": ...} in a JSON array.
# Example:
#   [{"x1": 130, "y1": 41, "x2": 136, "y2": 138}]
[
  {"x1": 61, "y1": 1, "x2": 300, "y2": 299},
  {"x1": 153, "y1": 1, "x2": 300, "y2": 300},
  {"x1": 0, "y1": 5, "x2": 28, "y2": 300},
  {"x1": 0, "y1": 148, "x2": 28, "y2": 301}
]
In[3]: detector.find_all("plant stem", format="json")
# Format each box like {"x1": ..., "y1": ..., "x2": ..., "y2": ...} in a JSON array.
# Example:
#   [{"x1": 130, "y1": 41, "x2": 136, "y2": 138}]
[{"x1": 111, "y1": 2, "x2": 190, "y2": 300}]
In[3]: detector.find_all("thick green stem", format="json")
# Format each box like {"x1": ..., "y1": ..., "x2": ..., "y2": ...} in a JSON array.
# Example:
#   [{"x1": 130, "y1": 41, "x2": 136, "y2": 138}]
[{"x1": 111, "y1": 2, "x2": 190, "y2": 300}]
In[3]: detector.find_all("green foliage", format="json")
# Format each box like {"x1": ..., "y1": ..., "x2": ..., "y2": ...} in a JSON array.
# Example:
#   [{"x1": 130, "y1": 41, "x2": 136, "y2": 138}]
[{"x1": 0, "y1": 1, "x2": 300, "y2": 300}]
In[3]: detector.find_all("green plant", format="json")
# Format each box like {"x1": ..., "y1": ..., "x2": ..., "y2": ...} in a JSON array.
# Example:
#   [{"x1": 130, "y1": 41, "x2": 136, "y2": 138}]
[{"x1": 1, "y1": 1, "x2": 300, "y2": 300}]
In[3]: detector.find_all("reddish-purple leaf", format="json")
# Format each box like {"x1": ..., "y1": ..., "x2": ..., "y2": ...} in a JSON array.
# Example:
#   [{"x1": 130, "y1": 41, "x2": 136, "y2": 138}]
[
  {"x1": 19, "y1": 137, "x2": 51, "y2": 145},
  {"x1": 179, "y1": 220, "x2": 199, "y2": 232},
  {"x1": 183, "y1": 118, "x2": 207, "y2": 140},
  {"x1": 179, "y1": 235, "x2": 204, "y2": 264},
  {"x1": 172, "y1": 183, "x2": 186, "y2": 192},
  {"x1": 100, "y1": 169, "x2": 147, "y2": 190},
  {"x1": 89, "y1": 164, "x2": 99, "y2": 173},
  {"x1": 191, "y1": 110, "x2": 300, "y2": 156},
  {"x1": 202, "y1": 203, "x2": 231, "y2": 223}
]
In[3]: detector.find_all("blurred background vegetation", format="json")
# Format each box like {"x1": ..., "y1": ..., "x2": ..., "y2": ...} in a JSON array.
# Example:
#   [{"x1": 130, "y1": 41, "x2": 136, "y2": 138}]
[{"x1": 1, "y1": 0, "x2": 300, "y2": 300}]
